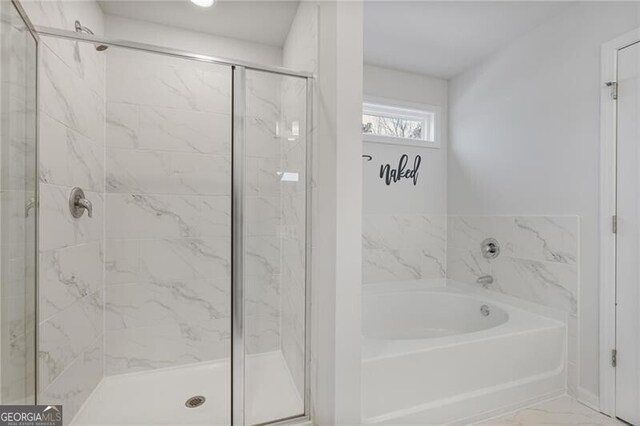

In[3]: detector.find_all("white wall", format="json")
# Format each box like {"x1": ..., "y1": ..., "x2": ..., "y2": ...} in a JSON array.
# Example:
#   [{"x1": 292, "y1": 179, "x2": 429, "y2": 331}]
[
  {"x1": 363, "y1": 65, "x2": 447, "y2": 215},
  {"x1": 448, "y1": 1, "x2": 640, "y2": 403},
  {"x1": 105, "y1": 15, "x2": 282, "y2": 67}
]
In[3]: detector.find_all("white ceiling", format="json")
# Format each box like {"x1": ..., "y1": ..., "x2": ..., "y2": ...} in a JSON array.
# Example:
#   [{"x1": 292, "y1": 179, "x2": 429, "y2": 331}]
[
  {"x1": 98, "y1": 0, "x2": 299, "y2": 47},
  {"x1": 364, "y1": 1, "x2": 570, "y2": 79}
]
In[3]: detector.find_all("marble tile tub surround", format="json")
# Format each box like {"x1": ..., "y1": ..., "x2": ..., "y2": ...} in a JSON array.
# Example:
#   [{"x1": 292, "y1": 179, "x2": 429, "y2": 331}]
[
  {"x1": 362, "y1": 214, "x2": 446, "y2": 284},
  {"x1": 447, "y1": 214, "x2": 579, "y2": 394},
  {"x1": 447, "y1": 215, "x2": 579, "y2": 313},
  {"x1": 37, "y1": 35, "x2": 106, "y2": 423}
]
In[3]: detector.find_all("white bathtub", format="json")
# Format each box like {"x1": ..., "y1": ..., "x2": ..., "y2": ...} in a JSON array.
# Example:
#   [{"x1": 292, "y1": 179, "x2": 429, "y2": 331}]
[{"x1": 361, "y1": 281, "x2": 567, "y2": 425}]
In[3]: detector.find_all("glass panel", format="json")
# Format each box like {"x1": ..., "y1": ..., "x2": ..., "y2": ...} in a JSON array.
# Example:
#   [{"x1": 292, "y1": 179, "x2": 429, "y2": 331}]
[
  {"x1": 36, "y1": 37, "x2": 232, "y2": 424},
  {"x1": 362, "y1": 113, "x2": 424, "y2": 139},
  {"x1": 0, "y1": 1, "x2": 37, "y2": 405},
  {"x1": 244, "y1": 69, "x2": 307, "y2": 425}
]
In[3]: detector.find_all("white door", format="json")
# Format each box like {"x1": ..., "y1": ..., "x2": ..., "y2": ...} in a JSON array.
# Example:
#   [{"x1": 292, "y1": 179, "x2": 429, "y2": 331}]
[{"x1": 616, "y1": 40, "x2": 640, "y2": 426}]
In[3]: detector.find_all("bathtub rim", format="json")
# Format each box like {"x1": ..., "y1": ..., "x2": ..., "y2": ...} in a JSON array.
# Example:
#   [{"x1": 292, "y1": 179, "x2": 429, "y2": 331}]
[{"x1": 361, "y1": 279, "x2": 567, "y2": 361}]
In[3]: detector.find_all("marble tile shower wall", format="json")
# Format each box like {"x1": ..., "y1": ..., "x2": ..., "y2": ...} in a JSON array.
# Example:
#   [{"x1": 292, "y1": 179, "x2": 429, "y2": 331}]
[
  {"x1": 37, "y1": 37, "x2": 106, "y2": 421},
  {"x1": 447, "y1": 215, "x2": 579, "y2": 394},
  {"x1": 362, "y1": 215, "x2": 447, "y2": 284},
  {"x1": 104, "y1": 50, "x2": 235, "y2": 375}
]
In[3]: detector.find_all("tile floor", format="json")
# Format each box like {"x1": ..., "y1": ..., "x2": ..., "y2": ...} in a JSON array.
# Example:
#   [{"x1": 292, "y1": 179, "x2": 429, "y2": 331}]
[{"x1": 475, "y1": 396, "x2": 626, "y2": 425}]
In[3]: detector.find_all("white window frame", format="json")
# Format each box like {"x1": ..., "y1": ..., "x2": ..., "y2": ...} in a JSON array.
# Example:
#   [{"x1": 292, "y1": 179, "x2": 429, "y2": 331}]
[{"x1": 362, "y1": 96, "x2": 441, "y2": 149}]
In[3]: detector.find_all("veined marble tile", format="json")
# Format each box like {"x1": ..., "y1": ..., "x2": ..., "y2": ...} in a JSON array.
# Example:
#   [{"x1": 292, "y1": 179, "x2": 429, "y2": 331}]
[
  {"x1": 39, "y1": 113, "x2": 104, "y2": 192},
  {"x1": 512, "y1": 216, "x2": 578, "y2": 265},
  {"x1": 281, "y1": 236, "x2": 306, "y2": 303},
  {"x1": 105, "y1": 320, "x2": 230, "y2": 375},
  {"x1": 106, "y1": 278, "x2": 230, "y2": 331},
  {"x1": 448, "y1": 215, "x2": 515, "y2": 255},
  {"x1": 255, "y1": 157, "x2": 283, "y2": 196},
  {"x1": 281, "y1": 192, "x2": 306, "y2": 238},
  {"x1": 106, "y1": 102, "x2": 139, "y2": 149},
  {"x1": 447, "y1": 247, "x2": 491, "y2": 284},
  {"x1": 39, "y1": 184, "x2": 104, "y2": 251},
  {"x1": 105, "y1": 193, "x2": 230, "y2": 239},
  {"x1": 106, "y1": 147, "x2": 231, "y2": 196},
  {"x1": 107, "y1": 50, "x2": 231, "y2": 114},
  {"x1": 491, "y1": 257, "x2": 577, "y2": 314},
  {"x1": 448, "y1": 215, "x2": 578, "y2": 265},
  {"x1": 246, "y1": 71, "x2": 282, "y2": 123},
  {"x1": 363, "y1": 247, "x2": 445, "y2": 284},
  {"x1": 40, "y1": 35, "x2": 105, "y2": 97},
  {"x1": 246, "y1": 116, "x2": 282, "y2": 159},
  {"x1": 3, "y1": 328, "x2": 36, "y2": 405},
  {"x1": 105, "y1": 239, "x2": 139, "y2": 286},
  {"x1": 281, "y1": 290, "x2": 305, "y2": 394},
  {"x1": 245, "y1": 196, "x2": 281, "y2": 236},
  {"x1": 38, "y1": 290, "x2": 103, "y2": 390},
  {"x1": 138, "y1": 106, "x2": 231, "y2": 155},
  {"x1": 246, "y1": 274, "x2": 281, "y2": 354},
  {"x1": 447, "y1": 215, "x2": 579, "y2": 315},
  {"x1": 39, "y1": 335, "x2": 103, "y2": 425},
  {"x1": 362, "y1": 214, "x2": 446, "y2": 284},
  {"x1": 40, "y1": 242, "x2": 103, "y2": 322},
  {"x1": 4, "y1": 289, "x2": 35, "y2": 352},
  {"x1": 137, "y1": 238, "x2": 231, "y2": 282},
  {"x1": 363, "y1": 214, "x2": 446, "y2": 251},
  {"x1": 281, "y1": 141, "x2": 307, "y2": 189},
  {"x1": 40, "y1": 45, "x2": 104, "y2": 144},
  {"x1": 245, "y1": 235, "x2": 281, "y2": 277},
  {"x1": 19, "y1": 0, "x2": 72, "y2": 35},
  {"x1": 1, "y1": 190, "x2": 31, "y2": 255}
]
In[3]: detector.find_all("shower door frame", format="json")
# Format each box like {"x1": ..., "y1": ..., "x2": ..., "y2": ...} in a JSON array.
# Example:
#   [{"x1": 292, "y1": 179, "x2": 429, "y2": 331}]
[{"x1": 29, "y1": 23, "x2": 314, "y2": 426}]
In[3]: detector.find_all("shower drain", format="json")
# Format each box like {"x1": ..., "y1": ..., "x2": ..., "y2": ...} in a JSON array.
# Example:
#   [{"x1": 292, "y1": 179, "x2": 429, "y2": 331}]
[{"x1": 185, "y1": 395, "x2": 206, "y2": 408}]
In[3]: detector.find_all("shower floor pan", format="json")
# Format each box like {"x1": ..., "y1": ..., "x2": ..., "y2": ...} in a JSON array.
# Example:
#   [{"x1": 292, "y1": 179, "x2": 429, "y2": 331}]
[{"x1": 71, "y1": 351, "x2": 302, "y2": 425}]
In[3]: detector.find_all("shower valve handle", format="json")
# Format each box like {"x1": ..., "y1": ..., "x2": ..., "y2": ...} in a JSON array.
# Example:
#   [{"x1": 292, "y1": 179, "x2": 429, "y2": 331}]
[{"x1": 69, "y1": 187, "x2": 93, "y2": 218}]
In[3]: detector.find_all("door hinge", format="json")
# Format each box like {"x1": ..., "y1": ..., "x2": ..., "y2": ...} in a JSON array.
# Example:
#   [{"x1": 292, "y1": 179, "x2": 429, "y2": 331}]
[
  {"x1": 606, "y1": 81, "x2": 618, "y2": 100},
  {"x1": 612, "y1": 349, "x2": 617, "y2": 367},
  {"x1": 612, "y1": 215, "x2": 618, "y2": 234}
]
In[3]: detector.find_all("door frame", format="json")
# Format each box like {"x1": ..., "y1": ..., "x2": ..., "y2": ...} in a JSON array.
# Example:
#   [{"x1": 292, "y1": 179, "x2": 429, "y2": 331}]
[{"x1": 599, "y1": 27, "x2": 640, "y2": 417}]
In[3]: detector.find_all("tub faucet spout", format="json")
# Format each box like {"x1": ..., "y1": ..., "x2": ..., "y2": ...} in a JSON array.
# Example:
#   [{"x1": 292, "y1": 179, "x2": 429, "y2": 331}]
[{"x1": 477, "y1": 275, "x2": 494, "y2": 287}]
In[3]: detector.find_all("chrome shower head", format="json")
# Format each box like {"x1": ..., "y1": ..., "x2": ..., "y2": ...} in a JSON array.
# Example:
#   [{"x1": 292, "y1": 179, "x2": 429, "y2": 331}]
[{"x1": 74, "y1": 20, "x2": 109, "y2": 51}]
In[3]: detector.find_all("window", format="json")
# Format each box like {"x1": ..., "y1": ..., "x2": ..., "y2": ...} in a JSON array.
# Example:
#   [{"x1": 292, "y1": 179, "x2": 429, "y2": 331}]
[{"x1": 362, "y1": 99, "x2": 440, "y2": 148}]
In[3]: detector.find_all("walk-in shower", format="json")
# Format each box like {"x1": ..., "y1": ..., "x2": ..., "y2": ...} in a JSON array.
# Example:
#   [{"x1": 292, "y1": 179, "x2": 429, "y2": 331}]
[{"x1": 0, "y1": 1, "x2": 313, "y2": 424}]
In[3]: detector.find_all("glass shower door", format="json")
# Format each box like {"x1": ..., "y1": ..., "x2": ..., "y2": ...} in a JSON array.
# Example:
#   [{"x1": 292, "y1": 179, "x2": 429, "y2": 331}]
[
  {"x1": 236, "y1": 68, "x2": 309, "y2": 425},
  {"x1": 0, "y1": 0, "x2": 37, "y2": 405}
]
